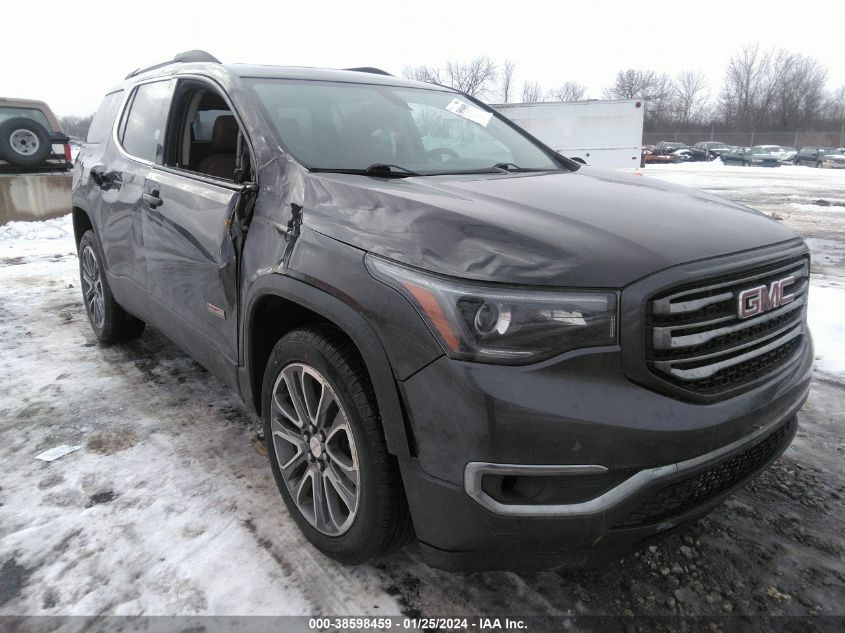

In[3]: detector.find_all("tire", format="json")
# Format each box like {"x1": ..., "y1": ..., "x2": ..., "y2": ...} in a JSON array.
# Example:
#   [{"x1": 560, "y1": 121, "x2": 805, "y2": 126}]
[
  {"x1": 78, "y1": 230, "x2": 146, "y2": 343},
  {"x1": 0, "y1": 117, "x2": 52, "y2": 167},
  {"x1": 262, "y1": 325, "x2": 412, "y2": 564},
  {"x1": 743, "y1": 161, "x2": 750, "y2": 167}
]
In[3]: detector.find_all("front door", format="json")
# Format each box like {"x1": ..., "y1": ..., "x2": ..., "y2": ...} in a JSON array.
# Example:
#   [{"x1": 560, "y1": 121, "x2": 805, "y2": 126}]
[
  {"x1": 141, "y1": 169, "x2": 242, "y2": 378},
  {"x1": 139, "y1": 78, "x2": 252, "y2": 386}
]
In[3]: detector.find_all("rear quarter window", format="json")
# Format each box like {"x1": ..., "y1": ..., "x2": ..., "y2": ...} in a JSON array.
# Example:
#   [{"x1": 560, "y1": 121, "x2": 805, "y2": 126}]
[
  {"x1": 0, "y1": 107, "x2": 52, "y2": 130},
  {"x1": 86, "y1": 91, "x2": 124, "y2": 144}
]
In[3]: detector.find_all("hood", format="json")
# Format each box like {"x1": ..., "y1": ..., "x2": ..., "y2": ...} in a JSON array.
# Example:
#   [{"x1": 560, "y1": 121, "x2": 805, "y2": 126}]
[{"x1": 301, "y1": 166, "x2": 799, "y2": 288}]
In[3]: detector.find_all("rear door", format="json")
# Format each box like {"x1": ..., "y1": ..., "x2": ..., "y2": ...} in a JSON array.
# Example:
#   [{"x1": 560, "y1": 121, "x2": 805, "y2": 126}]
[
  {"x1": 139, "y1": 77, "x2": 250, "y2": 386},
  {"x1": 102, "y1": 79, "x2": 174, "y2": 305}
]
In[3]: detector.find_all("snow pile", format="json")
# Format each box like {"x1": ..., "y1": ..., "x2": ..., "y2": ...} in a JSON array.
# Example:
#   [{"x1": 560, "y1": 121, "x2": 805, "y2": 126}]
[
  {"x1": 0, "y1": 214, "x2": 73, "y2": 242},
  {"x1": 0, "y1": 214, "x2": 75, "y2": 259},
  {"x1": 808, "y1": 284, "x2": 845, "y2": 380}
]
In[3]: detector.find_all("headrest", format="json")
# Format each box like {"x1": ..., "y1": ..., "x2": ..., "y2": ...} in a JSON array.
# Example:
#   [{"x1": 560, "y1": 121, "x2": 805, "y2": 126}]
[{"x1": 210, "y1": 115, "x2": 238, "y2": 152}]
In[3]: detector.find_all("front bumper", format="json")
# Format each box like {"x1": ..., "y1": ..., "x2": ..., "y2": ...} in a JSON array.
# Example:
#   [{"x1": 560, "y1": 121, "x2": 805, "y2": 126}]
[{"x1": 397, "y1": 333, "x2": 812, "y2": 571}]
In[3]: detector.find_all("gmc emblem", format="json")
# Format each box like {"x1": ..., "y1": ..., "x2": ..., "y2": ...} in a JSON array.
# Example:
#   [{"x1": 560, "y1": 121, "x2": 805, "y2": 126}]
[{"x1": 737, "y1": 275, "x2": 795, "y2": 319}]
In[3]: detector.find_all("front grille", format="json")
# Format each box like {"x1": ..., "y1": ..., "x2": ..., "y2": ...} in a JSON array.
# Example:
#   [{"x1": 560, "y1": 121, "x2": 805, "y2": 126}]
[
  {"x1": 614, "y1": 416, "x2": 795, "y2": 528},
  {"x1": 646, "y1": 255, "x2": 808, "y2": 397}
]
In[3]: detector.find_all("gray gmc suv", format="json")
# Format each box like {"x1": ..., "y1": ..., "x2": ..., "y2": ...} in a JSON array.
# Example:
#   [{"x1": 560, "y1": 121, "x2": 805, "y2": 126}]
[{"x1": 72, "y1": 51, "x2": 813, "y2": 571}]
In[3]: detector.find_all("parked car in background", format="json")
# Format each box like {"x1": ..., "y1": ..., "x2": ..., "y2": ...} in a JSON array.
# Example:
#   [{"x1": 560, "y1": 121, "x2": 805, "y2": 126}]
[
  {"x1": 640, "y1": 145, "x2": 677, "y2": 166},
  {"x1": 793, "y1": 147, "x2": 845, "y2": 168},
  {"x1": 672, "y1": 147, "x2": 694, "y2": 161},
  {"x1": 721, "y1": 147, "x2": 782, "y2": 167},
  {"x1": 691, "y1": 142, "x2": 730, "y2": 162},
  {"x1": 754, "y1": 145, "x2": 795, "y2": 162},
  {"x1": 0, "y1": 98, "x2": 72, "y2": 173},
  {"x1": 1, "y1": 98, "x2": 73, "y2": 223},
  {"x1": 780, "y1": 146, "x2": 797, "y2": 162},
  {"x1": 655, "y1": 141, "x2": 688, "y2": 155}
]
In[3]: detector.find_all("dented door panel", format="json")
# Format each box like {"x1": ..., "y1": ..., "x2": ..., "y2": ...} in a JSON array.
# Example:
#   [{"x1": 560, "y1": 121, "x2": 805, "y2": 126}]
[{"x1": 142, "y1": 168, "x2": 241, "y2": 368}]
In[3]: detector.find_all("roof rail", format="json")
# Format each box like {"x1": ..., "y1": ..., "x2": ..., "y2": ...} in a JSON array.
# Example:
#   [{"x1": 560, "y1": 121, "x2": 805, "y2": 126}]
[
  {"x1": 125, "y1": 50, "x2": 221, "y2": 80},
  {"x1": 344, "y1": 67, "x2": 393, "y2": 76}
]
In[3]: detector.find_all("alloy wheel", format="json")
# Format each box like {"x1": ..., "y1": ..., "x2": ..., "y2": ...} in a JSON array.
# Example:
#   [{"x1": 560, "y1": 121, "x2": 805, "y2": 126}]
[
  {"x1": 80, "y1": 245, "x2": 105, "y2": 329},
  {"x1": 270, "y1": 362, "x2": 360, "y2": 536}
]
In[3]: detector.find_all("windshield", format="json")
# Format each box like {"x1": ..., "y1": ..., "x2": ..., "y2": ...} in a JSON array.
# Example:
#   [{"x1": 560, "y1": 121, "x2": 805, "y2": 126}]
[
  {"x1": 706, "y1": 143, "x2": 728, "y2": 148},
  {"x1": 246, "y1": 79, "x2": 562, "y2": 174}
]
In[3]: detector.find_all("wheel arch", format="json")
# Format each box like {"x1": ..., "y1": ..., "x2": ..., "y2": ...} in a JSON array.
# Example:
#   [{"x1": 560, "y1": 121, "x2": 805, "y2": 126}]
[
  {"x1": 72, "y1": 206, "x2": 94, "y2": 247},
  {"x1": 242, "y1": 274, "x2": 412, "y2": 458}
]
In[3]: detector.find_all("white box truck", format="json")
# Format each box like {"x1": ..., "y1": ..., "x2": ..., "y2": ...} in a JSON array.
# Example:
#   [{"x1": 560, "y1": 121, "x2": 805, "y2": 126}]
[{"x1": 493, "y1": 99, "x2": 645, "y2": 170}]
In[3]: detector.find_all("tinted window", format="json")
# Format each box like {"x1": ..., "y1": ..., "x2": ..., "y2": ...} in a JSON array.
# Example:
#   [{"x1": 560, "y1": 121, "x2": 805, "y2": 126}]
[
  {"x1": 0, "y1": 107, "x2": 51, "y2": 130},
  {"x1": 121, "y1": 81, "x2": 172, "y2": 162},
  {"x1": 86, "y1": 91, "x2": 124, "y2": 144}
]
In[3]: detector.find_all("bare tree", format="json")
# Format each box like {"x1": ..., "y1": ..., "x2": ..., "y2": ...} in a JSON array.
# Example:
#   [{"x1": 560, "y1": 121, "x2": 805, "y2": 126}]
[
  {"x1": 521, "y1": 81, "x2": 545, "y2": 103},
  {"x1": 603, "y1": 69, "x2": 673, "y2": 124},
  {"x1": 772, "y1": 52, "x2": 828, "y2": 128},
  {"x1": 445, "y1": 57, "x2": 498, "y2": 98},
  {"x1": 830, "y1": 85, "x2": 845, "y2": 146},
  {"x1": 673, "y1": 70, "x2": 709, "y2": 126},
  {"x1": 403, "y1": 65, "x2": 443, "y2": 85},
  {"x1": 547, "y1": 81, "x2": 587, "y2": 102},
  {"x1": 404, "y1": 57, "x2": 498, "y2": 98},
  {"x1": 719, "y1": 45, "x2": 768, "y2": 127},
  {"x1": 499, "y1": 59, "x2": 516, "y2": 103},
  {"x1": 719, "y1": 46, "x2": 829, "y2": 130},
  {"x1": 60, "y1": 114, "x2": 94, "y2": 139},
  {"x1": 826, "y1": 85, "x2": 845, "y2": 123}
]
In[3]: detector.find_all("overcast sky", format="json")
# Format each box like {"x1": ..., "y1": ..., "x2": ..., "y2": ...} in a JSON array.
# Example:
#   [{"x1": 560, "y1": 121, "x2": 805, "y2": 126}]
[{"x1": 2, "y1": 0, "x2": 843, "y2": 116}]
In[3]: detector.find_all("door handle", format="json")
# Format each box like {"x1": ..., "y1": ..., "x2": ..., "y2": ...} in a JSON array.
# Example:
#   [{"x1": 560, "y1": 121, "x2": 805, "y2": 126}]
[{"x1": 143, "y1": 190, "x2": 163, "y2": 209}]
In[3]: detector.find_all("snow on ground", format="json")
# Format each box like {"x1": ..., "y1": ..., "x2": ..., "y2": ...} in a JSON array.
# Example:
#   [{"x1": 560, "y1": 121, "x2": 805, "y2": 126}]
[
  {"x1": 809, "y1": 285, "x2": 845, "y2": 379},
  {"x1": 0, "y1": 219, "x2": 401, "y2": 616},
  {"x1": 641, "y1": 160, "x2": 845, "y2": 201},
  {"x1": 2, "y1": 164, "x2": 845, "y2": 619}
]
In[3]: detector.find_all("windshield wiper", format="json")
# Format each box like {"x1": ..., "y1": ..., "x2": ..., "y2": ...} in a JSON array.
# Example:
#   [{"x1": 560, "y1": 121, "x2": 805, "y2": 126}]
[
  {"x1": 491, "y1": 162, "x2": 551, "y2": 173},
  {"x1": 363, "y1": 163, "x2": 420, "y2": 177},
  {"x1": 309, "y1": 164, "x2": 420, "y2": 178}
]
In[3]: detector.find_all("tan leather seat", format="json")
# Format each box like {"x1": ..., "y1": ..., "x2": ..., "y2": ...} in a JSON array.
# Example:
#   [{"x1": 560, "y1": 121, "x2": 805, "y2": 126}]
[{"x1": 198, "y1": 115, "x2": 238, "y2": 179}]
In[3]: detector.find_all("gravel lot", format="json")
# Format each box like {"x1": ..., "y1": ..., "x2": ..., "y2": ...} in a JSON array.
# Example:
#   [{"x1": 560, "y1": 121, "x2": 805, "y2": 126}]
[{"x1": 1, "y1": 162, "x2": 843, "y2": 627}]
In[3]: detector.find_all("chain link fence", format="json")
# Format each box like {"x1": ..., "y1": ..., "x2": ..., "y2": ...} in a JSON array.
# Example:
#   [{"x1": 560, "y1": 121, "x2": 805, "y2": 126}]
[{"x1": 643, "y1": 130, "x2": 845, "y2": 149}]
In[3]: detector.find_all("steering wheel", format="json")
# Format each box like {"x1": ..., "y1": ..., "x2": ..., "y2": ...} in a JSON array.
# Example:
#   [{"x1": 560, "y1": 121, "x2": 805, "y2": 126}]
[{"x1": 427, "y1": 147, "x2": 460, "y2": 163}]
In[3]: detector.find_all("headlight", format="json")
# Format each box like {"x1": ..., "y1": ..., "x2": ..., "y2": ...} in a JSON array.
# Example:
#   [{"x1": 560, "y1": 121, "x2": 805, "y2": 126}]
[{"x1": 366, "y1": 255, "x2": 618, "y2": 364}]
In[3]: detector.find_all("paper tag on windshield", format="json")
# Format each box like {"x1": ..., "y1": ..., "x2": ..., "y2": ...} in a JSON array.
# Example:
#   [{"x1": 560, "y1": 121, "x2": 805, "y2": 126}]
[{"x1": 445, "y1": 99, "x2": 493, "y2": 127}]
